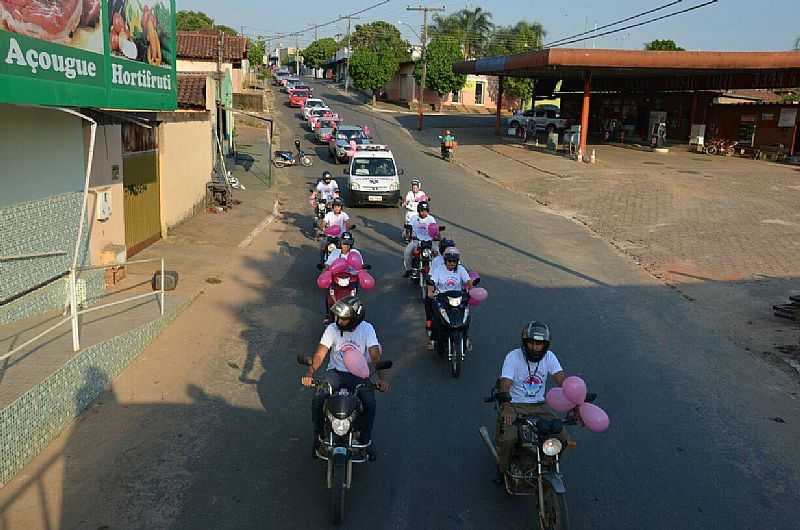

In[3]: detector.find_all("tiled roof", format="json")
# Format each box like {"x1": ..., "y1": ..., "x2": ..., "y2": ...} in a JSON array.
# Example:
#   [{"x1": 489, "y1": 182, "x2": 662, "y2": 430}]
[
  {"x1": 177, "y1": 31, "x2": 249, "y2": 62},
  {"x1": 177, "y1": 73, "x2": 208, "y2": 109}
]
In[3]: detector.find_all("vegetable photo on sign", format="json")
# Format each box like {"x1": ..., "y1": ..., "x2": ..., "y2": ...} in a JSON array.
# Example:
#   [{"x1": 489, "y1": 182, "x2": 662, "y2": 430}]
[
  {"x1": 108, "y1": 0, "x2": 172, "y2": 67},
  {"x1": 0, "y1": 0, "x2": 104, "y2": 53}
]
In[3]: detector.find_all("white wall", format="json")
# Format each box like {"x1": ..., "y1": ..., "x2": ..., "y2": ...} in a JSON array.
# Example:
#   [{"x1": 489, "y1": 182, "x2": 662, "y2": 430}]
[
  {"x1": 0, "y1": 104, "x2": 85, "y2": 207},
  {"x1": 86, "y1": 125, "x2": 126, "y2": 264}
]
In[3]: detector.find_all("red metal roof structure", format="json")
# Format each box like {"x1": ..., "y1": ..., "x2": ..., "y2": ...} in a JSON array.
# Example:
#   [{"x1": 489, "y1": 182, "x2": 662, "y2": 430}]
[{"x1": 177, "y1": 31, "x2": 249, "y2": 62}]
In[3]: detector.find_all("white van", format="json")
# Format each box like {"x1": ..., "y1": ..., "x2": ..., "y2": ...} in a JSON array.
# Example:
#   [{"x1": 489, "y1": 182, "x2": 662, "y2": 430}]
[{"x1": 343, "y1": 145, "x2": 402, "y2": 207}]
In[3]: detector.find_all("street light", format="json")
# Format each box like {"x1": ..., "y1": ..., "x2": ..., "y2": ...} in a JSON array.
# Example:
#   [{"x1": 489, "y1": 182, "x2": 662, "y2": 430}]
[{"x1": 397, "y1": 20, "x2": 421, "y2": 42}]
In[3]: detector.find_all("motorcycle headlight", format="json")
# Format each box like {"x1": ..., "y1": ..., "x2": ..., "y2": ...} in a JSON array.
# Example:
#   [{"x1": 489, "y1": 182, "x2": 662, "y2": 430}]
[
  {"x1": 350, "y1": 181, "x2": 361, "y2": 191},
  {"x1": 336, "y1": 276, "x2": 350, "y2": 286},
  {"x1": 330, "y1": 417, "x2": 351, "y2": 436},
  {"x1": 422, "y1": 249, "x2": 432, "y2": 258},
  {"x1": 389, "y1": 181, "x2": 399, "y2": 191},
  {"x1": 542, "y1": 438, "x2": 563, "y2": 457},
  {"x1": 447, "y1": 296, "x2": 462, "y2": 307},
  {"x1": 327, "y1": 243, "x2": 336, "y2": 253},
  {"x1": 439, "y1": 307, "x2": 450, "y2": 324}
]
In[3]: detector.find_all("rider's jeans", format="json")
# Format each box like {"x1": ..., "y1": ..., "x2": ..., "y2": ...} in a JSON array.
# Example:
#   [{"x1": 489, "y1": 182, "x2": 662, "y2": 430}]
[
  {"x1": 495, "y1": 402, "x2": 568, "y2": 473},
  {"x1": 403, "y1": 240, "x2": 419, "y2": 271},
  {"x1": 312, "y1": 369, "x2": 377, "y2": 443}
]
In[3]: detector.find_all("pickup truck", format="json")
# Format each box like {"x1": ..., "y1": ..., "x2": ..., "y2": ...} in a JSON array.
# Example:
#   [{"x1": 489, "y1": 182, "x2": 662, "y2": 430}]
[{"x1": 506, "y1": 105, "x2": 572, "y2": 134}]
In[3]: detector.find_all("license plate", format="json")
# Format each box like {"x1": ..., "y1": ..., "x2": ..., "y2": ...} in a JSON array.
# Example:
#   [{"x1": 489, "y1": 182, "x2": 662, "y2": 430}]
[{"x1": 368, "y1": 195, "x2": 382, "y2": 202}]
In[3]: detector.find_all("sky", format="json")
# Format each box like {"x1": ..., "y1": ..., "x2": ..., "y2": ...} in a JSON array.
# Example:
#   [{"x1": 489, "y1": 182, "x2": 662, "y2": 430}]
[{"x1": 177, "y1": 0, "x2": 799, "y2": 52}]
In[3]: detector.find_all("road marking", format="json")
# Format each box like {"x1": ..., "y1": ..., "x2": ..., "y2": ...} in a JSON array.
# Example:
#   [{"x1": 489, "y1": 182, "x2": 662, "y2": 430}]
[{"x1": 238, "y1": 199, "x2": 280, "y2": 248}]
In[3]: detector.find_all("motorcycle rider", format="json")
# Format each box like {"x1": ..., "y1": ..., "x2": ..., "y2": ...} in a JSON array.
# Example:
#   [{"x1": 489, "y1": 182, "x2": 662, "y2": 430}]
[
  {"x1": 494, "y1": 321, "x2": 569, "y2": 478},
  {"x1": 403, "y1": 200, "x2": 437, "y2": 276},
  {"x1": 315, "y1": 171, "x2": 340, "y2": 201},
  {"x1": 426, "y1": 247, "x2": 473, "y2": 349},
  {"x1": 439, "y1": 129, "x2": 456, "y2": 158},
  {"x1": 301, "y1": 296, "x2": 390, "y2": 459},
  {"x1": 325, "y1": 231, "x2": 363, "y2": 268},
  {"x1": 430, "y1": 238, "x2": 456, "y2": 274},
  {"x1": 403, "y1": 179, "x2": 428, "y2": 240},
  {"x1": 320, "y1": 198, "x2": 350, "y2": 261}
]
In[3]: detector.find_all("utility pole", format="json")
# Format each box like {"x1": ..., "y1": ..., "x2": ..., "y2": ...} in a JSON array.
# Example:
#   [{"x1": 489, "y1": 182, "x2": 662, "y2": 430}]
[
  {"x1": 407, "y1": 5, "x2": 445, "y2": 130},
  {"x1": 295, "y1": 35, "x2": 301, "y2": 76},
  {"x1": 342, "y1": 16, "x2": 359, "y2": 95}
]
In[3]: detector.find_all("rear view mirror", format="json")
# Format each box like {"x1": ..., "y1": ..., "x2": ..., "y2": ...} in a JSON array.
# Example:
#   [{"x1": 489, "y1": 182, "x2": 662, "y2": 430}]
[
  {"x1": 297, "y1": 355, "x2": 312, "y2": 366},
  {"x1": 439, "y1": 225, "x2": 446, "y2": 231},
  {"x1": 349, "y1": 224, "x2": 357, "y2": 230},
  {"x1": 374, "y1": 360, "x2": 393, "y2": 371},
  {"x1": 316, "y1": 263, "x2": 325, "y2": 271},
  {"x1": 362, "y1": 264, "x2": 372, "y2": 270},
  {"x1": 342, "y1": 168, "x2": 349, "y2": 175},
  {"x1": 471, "y1": 277, "x2": 481, "y2": 286},
  {"x1": 398, "y1": 168, "x2": 405, "y2": 175}
]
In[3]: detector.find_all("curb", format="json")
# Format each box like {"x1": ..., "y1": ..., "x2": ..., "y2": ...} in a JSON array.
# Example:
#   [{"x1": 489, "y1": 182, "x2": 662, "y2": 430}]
[{"x1": 238, "y1": 198, "x2": 281, "y2": 249}]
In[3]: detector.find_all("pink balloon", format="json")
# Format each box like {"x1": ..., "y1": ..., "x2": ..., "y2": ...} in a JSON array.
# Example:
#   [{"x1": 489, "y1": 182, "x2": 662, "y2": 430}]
[
  {"x1": 343, "y1": 348, "x2": 370, "y2": 379},
  {"x1": 324, "y1": 225, "x2": 341, "y2": 237},
  {"x1": 418, "y1": 194, "x2": 429, "y2": 202},
  {"x1": 468, "y1": 271, "x2": 480, "y2": 282},
  {"x1": 563, "y1": 376, "x2": 587, "y2": 405},
  {"x1": 316, "y1": 270, "x2": 332, "y2": 289},
  {"x1": 468, "y1": 287, "x2": 488, "y2": 303},
  {"x1": 357, "y1": 270, "x2": 376, "y2": 290},
  {"x1": 329, "y1": 258, "x2": 348, "y2": 274},
  {"x1": 546, "y1": 387, "x2": 577, "y2": 413},
  {"x1": 427, "y1": 223, "x2": 439, "y2": 238},
  {"x1": 346, "y1": 251, "x2": 363, "y2": 271},
  {"x1": 579, "y1": 403, "x2": 610, "y2": 433},
  {"x1": 467, "y1": 296, "x2": 482, "y2": 307}
]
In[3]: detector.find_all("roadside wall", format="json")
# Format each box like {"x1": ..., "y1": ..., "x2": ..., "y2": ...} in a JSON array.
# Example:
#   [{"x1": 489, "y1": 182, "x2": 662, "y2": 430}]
[
  {"x1": 86, "y1": 124, "x2": 126, "y2": 266},
  {"x1": 158, "y1": 119, "x2": 214, "y2": 231}
]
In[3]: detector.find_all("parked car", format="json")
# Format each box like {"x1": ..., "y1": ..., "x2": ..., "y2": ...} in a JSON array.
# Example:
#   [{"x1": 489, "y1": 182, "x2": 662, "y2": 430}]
[
  {"x1": 328, "y1": 125, "x2": 370, "y2": 164},
  {"x1": 343, "y1": 144, "x2": 403, "y2": 207},
  {"x1": 314, "y1": 118, "x2": 338, "y2": 143},
  {"x1": 308, "y1": 109, "x2": 339, "y2": 131},
  {"x1": 506, "y1": 104, "x2": 572, "y2": 134},
  {"x1": 289, "y1": 89, "x2": 310, "y2": 107},
  {"x1": 302, "y1": 98, "x2": 327, "y2": 119}
]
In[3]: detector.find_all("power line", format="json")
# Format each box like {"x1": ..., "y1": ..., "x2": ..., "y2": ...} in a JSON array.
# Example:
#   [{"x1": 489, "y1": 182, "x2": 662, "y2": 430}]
[
  {"x1": 546, "y1": 0, "x2": 719, "y2": 48},
  {"x1": 544, "y1": 0, "x2": 685, "y2": 47}
]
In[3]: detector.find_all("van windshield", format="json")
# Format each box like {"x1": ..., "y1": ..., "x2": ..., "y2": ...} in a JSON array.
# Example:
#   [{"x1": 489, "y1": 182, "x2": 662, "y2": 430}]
[{"x1": 351, "y1": 157, "x2": 396, "y2": 177}]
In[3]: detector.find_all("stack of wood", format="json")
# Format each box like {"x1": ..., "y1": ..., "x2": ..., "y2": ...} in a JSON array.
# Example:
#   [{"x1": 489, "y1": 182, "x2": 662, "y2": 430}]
[{"x1": 773, "y1": 294, "x2": 800, "y2": 321}]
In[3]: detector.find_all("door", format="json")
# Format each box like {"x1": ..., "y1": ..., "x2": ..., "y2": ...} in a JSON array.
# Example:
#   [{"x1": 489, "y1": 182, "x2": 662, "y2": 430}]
[
  {"x1": 122, "y1": 123, "x2": 161, "y2": 257},
  {"x1": 475, "y1": 82, "x2": 484, "y2": 105}
]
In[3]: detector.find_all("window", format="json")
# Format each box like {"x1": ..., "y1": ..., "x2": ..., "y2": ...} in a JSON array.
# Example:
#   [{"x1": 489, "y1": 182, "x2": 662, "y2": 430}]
[
  {"x1": 452, "y1": 91, "x2": 460, "y2": 103},
  {"x1": 475, "y1": 82, "x2": 484, "y2": 105},
  {"x1": 535, "y1": 110, "x2": 546, "y2": 118},
  {"x1": 352, "y1": 158, "x2": 397, "y2": 177}
]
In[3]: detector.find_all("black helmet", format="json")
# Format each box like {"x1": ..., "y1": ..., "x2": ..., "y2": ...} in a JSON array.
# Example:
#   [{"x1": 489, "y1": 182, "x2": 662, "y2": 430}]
[
  {"x1": 331, "y1": 296, "x2": 365, "y2": 332},
  {"x1": 340, "y1": 231, "x2": 354, "y2": 247},
  {"x1": 439, "y1": 238, "x2": 455, "y2": 255},
  {"x1": 417, "y1": 200, "x2": 430, "y2": 213},
  {"x1": 322, "y1": 171, "x2": 332, "y2": 182},
  {"x1": 332, "y1": 197, "x2": 344, "y2": 208},
  {"x1": 521, "y1": 321, "x2": 551, "y2": 362}
]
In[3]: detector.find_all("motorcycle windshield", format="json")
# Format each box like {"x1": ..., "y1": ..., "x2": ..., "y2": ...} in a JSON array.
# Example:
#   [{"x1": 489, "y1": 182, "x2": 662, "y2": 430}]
[{"x1": 326, "y1": 393, "x2": 359, "y2": 419}]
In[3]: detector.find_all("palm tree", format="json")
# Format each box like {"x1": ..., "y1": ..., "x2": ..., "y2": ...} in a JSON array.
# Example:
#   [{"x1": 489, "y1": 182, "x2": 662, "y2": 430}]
[{"x1": 430, "y1": 7, "x2": 494, "y2": 59}]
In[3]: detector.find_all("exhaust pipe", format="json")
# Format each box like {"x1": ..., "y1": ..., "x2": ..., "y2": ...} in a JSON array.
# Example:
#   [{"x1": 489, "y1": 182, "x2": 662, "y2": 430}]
[{"x1": 479, "y1": 426, "x2": 500, "y2": 465}]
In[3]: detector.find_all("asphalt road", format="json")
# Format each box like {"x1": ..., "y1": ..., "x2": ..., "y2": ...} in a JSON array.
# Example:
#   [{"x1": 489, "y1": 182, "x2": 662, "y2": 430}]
[{"x1": 179, "y1": 80, "x2": 800, "y2": 529}]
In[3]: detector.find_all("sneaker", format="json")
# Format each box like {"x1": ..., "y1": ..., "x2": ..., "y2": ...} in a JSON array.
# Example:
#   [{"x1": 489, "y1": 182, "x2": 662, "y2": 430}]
[
  {"x1": 366, "y1": 445, "x2": 377, "y2": 462},
  {"x1": 427, "y1": 340, "x2": 435, "y2": 351}
]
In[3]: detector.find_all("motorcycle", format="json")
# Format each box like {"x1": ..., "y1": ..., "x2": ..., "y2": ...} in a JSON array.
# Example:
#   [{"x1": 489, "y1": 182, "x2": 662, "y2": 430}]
[
  {"x1": 402, "y1": 195, "x2": 431, "y2": 243},
  {"x1": 310, "y1": 195, "x2": 331, "y2": 235},
  {"x1": 409, "y1": 239, "x2": 435, "y2": 301},
  {"x1": 297, "y1": 355, "x2": 392, "y2": 525},
  {"x1": 704, "y1": 138, "x2": 737, "y2": 156},
  {"x1": 438, "y1": 136, "x2": 456, "y2": 162},
  {"x1": 431, "y1": 289, "x2": 472, "y2": 378},
  {"x1": 274, "y1": 138, "x2": 313, "y2": 168},
  {"x1": 316, "y1": 262, "x2": 372, "y2": 321},
  {"x1": 479, "y1": 387, "x2": 597, "y2": 530}
]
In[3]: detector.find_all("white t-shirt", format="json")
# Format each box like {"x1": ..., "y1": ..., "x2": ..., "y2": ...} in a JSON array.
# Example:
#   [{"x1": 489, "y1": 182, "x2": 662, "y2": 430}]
[
  {"x1": 430, "y1": 255, "x2": 444, "y2": 273},
  {"x1": 316, "y1": 180, "x2": 339, "y2": 200},
  {"x1": 500, "y1": 348, "x2": 563, "y2": 404},
  {"x1": 430, "y1": 264, "x2": 470, "y2": 293},
  {"x1": 409, "y1": 213, "x2": 436, "y2": 241},
  {"x1": 325, "y1": 248, "x2": 363, "y2": 269},
  {"x1": 320, "y1": 321, "x2": 380, "y2": 374},
  {"x1": 404, "y1": 190, "x2": 427, "y2": 210},
  {"x1": 324, "y1": 211, "x2": 350, "y2": 232}
]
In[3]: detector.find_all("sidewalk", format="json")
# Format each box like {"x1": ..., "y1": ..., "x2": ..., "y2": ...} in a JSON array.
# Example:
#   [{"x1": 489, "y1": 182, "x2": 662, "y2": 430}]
[{"x1": 404, "y1": 123, "x2": 800, "y2": 376}]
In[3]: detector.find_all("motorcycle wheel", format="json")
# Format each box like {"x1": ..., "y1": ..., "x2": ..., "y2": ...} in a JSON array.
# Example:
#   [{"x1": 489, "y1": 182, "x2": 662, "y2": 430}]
[
  {"x1": 449, "y1": 335, "x2": 463, "y2": 378},
  {"x1": 330, "y1": 453, "x2": 347, "y2": 525},
  {"x1": 301, "y1": 156, "x2": 313, "y2": 167},
  {"x1": 540, "y1": 483, "x2": 569, "y2": 530},
  {"x1": 705, "y1": 145, "x2": 718, "y2": 156},
  {"x1": 273, "y1": 158, "x2": 286, "y2": 168}
]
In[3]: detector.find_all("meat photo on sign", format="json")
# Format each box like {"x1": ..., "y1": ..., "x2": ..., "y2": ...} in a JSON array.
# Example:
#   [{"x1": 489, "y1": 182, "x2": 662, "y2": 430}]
[
  {"x1": 108, "y1": 0, "x2": 172, "y2": 67},
  {"x1": 0, "y1": 0, "x2": 103, "y2": 53}
]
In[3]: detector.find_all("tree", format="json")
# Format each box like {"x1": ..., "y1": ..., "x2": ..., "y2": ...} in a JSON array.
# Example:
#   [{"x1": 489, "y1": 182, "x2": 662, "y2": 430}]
[
  {"x1": 348, "y1": 45, "x2": 400, "y2": 106},
  {"x1": 177, "y1": 10, "x2": 213, "y2": 31},
  {"x1": 248, "y1": 38, "x2": 265, "y2": 67},
  {"x1": 348, "y1": 21, "x2": 410, "y2": 62},
  {"x1": 214, "y1": 25, "x2": 238, "y2": 36},
  {"x1": 430, "y1": 7, "x2": 494, "y2": 59},
  {"x1": 486, "y1": 21, "x2": 546, "y2": 103},
  {"x1": 302, "y1": 38, "x2": 339, "y2": 70},
  {"x1": 644, "y1": 39, "x2": 685, "y2": 51},
  {"x1": 415, "y1": 36, "x2": 466, "y2": 99}
]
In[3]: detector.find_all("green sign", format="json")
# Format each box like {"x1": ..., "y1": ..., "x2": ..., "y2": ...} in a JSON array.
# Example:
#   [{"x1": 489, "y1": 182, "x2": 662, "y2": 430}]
[{"x1": 0, "y1": 0, "x2": 176, "y2": 110}]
